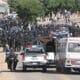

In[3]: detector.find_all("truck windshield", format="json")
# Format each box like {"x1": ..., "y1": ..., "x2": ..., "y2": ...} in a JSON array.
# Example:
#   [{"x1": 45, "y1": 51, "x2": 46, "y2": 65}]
[
  {"x1": 25, "y1": 48, "x2": 44, "y2": 54},
  {"x1": 68, "y1": 43, "x2": 80, "y2": 52}
]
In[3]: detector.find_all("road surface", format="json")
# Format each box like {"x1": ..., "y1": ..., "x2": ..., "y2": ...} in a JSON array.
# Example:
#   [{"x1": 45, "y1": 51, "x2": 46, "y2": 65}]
[
  {"x1": 0, "y1": 67, "x2": 80, "y2": 80},
  {"x1": 0, "y1": 60, "x2": 80, "y2": 80},
  {"x1": 0, "y1": 49, "x2": 80, "y2": 80}
]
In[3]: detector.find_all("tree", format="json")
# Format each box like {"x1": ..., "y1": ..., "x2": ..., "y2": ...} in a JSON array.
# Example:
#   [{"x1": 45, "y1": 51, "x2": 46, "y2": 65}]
[
  {"x1": 13, "y1": 0, "x2": 44, "y2": 28},
  {"x1": 75, "y1": 0, "x2": 80, "y2": 11},
  {"x1": 60, "y1": 0, "x2": 76, "y2": 11},
  {"x1": 40, "y1": 0, "x2": 77, "y2": 13},
  {"x1": 46, "y1": 0, "x2": 76, "y2": 12},
  {"x1": 8, "y1": 0, "x2": 16, "y2": 8},
  {"x1": 48, "y1": 0, "x2": 60, "y2": 11},
  {"x1": 8, "y1": 0, "x2": 80, "y2": 27},
  {"x1": 39, "y1": 0, "x2": 49, "y2": 15}
]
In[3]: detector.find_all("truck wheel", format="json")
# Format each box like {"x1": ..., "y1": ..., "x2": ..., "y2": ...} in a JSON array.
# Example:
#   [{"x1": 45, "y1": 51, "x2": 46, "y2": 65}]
[
  {"x1": 78, "y1": 69, "x2": 80, "y2": 72},
  {"x1": 56, "y1": 67, "x2": 62, "y2": 73},
  {"x1": 23, "y1": 65, "x2": 26, "y2": 71},
  {"x1": 63, "y1": 68, "x2": 71, "y2": 73},
  {"x1": 42, "y1": 67, "x2": 47, "y2": 72},
  {"x1": 73, "y1": 68, "x2": 80, "y2": 72}
]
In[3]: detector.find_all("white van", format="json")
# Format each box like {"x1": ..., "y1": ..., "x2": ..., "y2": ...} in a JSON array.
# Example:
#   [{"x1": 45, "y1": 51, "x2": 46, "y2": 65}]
[{"x1": 56, "y1": 37, "x2": 80, "y2": 73}]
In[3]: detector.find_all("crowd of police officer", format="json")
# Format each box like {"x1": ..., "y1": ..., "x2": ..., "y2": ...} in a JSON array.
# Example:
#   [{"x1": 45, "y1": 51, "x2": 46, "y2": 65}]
[
  {"x1": 0, "y1": 14, "x2": 80, "y2": 71},
  {"x1": 0, "y1": 16, "x2": 80, "y2": 52},
  {"x1": 0, "y1": 17, "x2": 22, "y2": 51}
]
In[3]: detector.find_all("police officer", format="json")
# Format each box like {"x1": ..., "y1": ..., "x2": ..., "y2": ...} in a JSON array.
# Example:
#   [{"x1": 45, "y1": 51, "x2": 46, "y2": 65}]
[
  {"x1": 5, "y1": 44, "x2": 10, "y2": 62},
  {"x1": 5, "y1": 47, "x2": 18, "y2": 70}
]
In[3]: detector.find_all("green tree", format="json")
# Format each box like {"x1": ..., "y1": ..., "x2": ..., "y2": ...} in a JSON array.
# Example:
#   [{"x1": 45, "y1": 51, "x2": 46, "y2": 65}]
[
  {"x1": 8, "y1": 0, "x2": 16, "y2": 8},
  {"x1": 13, "y1": 0, "x2": 44, "y2": 28},
  {"x1": 48, "y1": 0, "x2": 60, "y2": 11},
  {"x1": 60, "y1": 0, "x2": 76, "y2": 11},
  {"x1": 8, "y1": 0, "x2": 80, "y2": 27},
  {"x1": 47, "y1": 0, "x2": 76, "y2": 12},
  {"x1": 40, "y1": 0, "x2": 76, "y2": 13},
  {"x1": 39, "y1": 0, "x2": 49, "y2": 14},
  {"x1": 75, "y1": 0, "x2": 80, "y2": 11}
]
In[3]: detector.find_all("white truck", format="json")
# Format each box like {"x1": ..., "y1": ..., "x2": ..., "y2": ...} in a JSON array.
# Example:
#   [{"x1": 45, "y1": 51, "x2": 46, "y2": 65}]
[{"x1": 56, "y1": 37, "x2": 80, "y2": 73}]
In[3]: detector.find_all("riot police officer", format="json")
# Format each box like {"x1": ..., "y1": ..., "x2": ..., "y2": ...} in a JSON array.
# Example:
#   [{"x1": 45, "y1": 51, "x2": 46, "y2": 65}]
[{"x1": 5, "y1": 47, "x2": 18, "y2": 71}]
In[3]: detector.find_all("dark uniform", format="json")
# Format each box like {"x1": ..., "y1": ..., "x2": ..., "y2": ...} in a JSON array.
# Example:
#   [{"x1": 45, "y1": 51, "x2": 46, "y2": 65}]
[{"x1": 6, "y1": 49, "x2": 18, "y2": 70}]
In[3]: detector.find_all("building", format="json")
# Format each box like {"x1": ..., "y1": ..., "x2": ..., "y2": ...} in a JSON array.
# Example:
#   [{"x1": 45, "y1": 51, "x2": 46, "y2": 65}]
[
  {"x1": 0, "y1": 0, "x2": 9, "y2": 19},
  {"x1": 1, "y1": 0, "x2": 8, "y2": 2}
]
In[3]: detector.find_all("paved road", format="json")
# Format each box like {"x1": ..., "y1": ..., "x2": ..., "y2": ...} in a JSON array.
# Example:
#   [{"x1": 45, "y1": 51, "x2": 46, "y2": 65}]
[
  {"x1": 1, "y1": 67, "x2": 80, "y2": 80},
  {"x1": 0, "y1": 60, "x2": 80, "y2": 80},
  {"x1": 0, "y1": 49, "x2": 80, "y2": 80}
]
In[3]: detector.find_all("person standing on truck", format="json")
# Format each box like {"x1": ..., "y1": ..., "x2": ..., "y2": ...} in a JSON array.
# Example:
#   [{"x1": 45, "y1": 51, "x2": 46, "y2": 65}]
[{"x1": 45, "y1": 38, "x2": 56, "y2": 64}]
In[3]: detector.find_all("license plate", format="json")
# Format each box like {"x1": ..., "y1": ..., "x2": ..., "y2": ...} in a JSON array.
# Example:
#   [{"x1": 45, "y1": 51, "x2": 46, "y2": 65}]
[
  {"x1": 27, "y1": 63, "x2": 37, "y2": 65},
  {"x1": 32, "y1": 63, "x2": 37, "y2": 65},
  {"x1": 32, "y1": 57, "x2": 37, "y2": 60}
]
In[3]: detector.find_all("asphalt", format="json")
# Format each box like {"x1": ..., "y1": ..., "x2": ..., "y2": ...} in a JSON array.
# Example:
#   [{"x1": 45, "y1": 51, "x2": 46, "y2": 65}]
[{"x1": 0, "y1": 47, "x2": 80, "y2": 80}]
